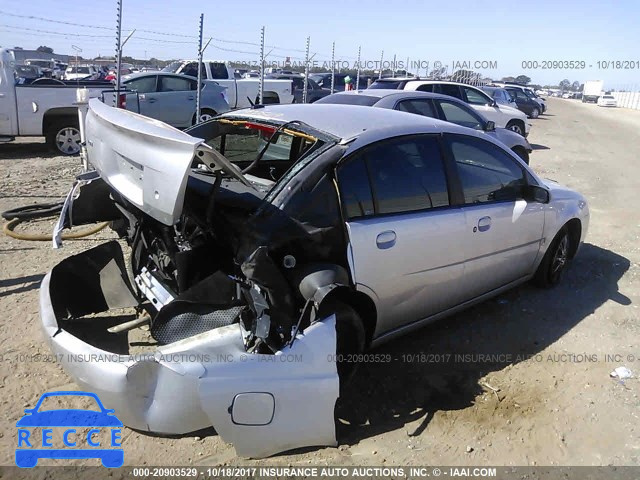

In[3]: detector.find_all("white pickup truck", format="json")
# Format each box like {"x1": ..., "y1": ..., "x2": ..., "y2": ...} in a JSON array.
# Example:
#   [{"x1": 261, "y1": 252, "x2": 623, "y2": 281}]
[
  {"x1": 0, "y1": 48, "x2": 115, "y2": 155},
  {"x1": 162, "y1": 60, "x2": 294, "y2": 108}
]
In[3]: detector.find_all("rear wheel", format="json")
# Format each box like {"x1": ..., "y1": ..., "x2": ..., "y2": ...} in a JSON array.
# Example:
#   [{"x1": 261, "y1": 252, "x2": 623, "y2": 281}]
[
  {"x1": 506, "y1": 120, "x2": 525, "y2": 136},
  {"x1": 46, "y1": 119, "x2": 81, "y2": 155},
  {"x1": 192, "y1": 108, "x2": 216, "y2": 125},
  {"x1": 530, "y1": 108, "x2": 540, "y2": 119},
  {"x1": 533, "y1": 227, "x2": 570, "y2": 287}
]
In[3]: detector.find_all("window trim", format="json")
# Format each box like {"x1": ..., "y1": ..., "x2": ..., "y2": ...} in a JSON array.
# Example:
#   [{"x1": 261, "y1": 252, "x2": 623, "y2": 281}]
[
  {"x1": 461, "y1": 85, "x2": 493, "y2": 105},
  {"x1": 442, "y1": 133, "x2": 532, "y2": 207},
  {"x1": 433, "y1": 99, "x2": 487, "y2": 131},
  {"x1": 335, "y1": 133, "x2": 458, "y2": 221},
  {"x1": 125, "y1": 75, "x2": 158, "y2": 94}
]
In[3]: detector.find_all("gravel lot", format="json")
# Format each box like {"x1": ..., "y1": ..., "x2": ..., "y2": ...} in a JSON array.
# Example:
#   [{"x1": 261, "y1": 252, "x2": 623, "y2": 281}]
[{"x1": 0, "y1": 98, "x2": 639, "y2": 470}]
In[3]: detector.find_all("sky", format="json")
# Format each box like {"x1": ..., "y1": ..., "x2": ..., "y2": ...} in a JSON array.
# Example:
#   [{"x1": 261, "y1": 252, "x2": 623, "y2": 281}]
[{"x1": 1, "y1": 0, "x2": 639, "y2": 89}]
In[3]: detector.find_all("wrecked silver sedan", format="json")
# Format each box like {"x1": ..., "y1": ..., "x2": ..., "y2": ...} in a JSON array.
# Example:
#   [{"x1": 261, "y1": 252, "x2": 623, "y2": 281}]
[{"x1": 41, "y1": 99, "x2": 589, "y2": 457}]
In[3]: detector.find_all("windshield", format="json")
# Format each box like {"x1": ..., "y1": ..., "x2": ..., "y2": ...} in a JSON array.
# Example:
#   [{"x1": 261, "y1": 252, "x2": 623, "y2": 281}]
[
  {"x1": 27, "y1": 60, "x2": 51, "y2": 68},
  {"x1": 369, "y1": 80, "x2": 404, "y2": 89},
  {"x1": 162, "y1": 61, "x2": 182, "y2": 73},
  {"x1": 603, "y1": 95, "x2": 614, "y2": 99},
  {"x1": 315, "y1": 94, "x2": 380, "y2": 106}
]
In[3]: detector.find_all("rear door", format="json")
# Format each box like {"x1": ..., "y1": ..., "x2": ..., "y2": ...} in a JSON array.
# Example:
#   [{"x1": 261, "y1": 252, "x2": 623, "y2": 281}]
[
  {"x1": 338, "y1": 134, "x2": 468, "y2": 337},
  {"x1": 444, "y1": 134, "x2": 545, "y2": 298},
  {"x1": 124, "y1": 75, "x2": 160, "y2": 118},
  {"x1": 155, "y1": 75, "x2": 197, "y2": 127}
]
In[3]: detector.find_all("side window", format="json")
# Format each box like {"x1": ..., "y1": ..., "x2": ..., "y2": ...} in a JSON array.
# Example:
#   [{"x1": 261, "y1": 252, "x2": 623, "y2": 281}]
[
  {"x1": 159, "y1": 76, "x2": 193, "y2": 92},
  {"x1": 209, "y1": 62, "x2": 229, "y2": 79},
  {"x1": 515, "y1": 91, "x2": 529, "y2": 102},
  {"x1": 437, "y1": 84, "x2": 462, "y2": 99},
  {"x1": 396, "y1": 99, "x2": 436, "y2": 118},
  {"x1": 125, "y1": 76, "x2": 157, "y2": 93},
  {"x1": 337, "y1": 156, "x2": 375, "y2": 219},
  {"x1": 416, "y1": 84, "x2": 434, "y2": 92},
  {"x1": 448, "y1": 135, "x2": 526, "y2": 204},
  {"x1": 181, "y1": 62, "x2": 200, "y2": 78},
  {"x1": 338, "y1": 135, "x2": 450, "y2": 220},
  {"x1": 463, "y1": 87, "x2": 491, "y2": 105},
  {"x1": 437, "y1": 100, "x2": 483, "y2": 130}
]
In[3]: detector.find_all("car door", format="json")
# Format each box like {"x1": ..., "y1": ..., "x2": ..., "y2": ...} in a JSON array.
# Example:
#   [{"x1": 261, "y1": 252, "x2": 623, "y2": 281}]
[
  {"x1": 155, "y1": 75, "x2": 197, "y2": 127},
  {"x1": 433, "y1": 99, "x2": 486, "y2": 130},
  {"x1": 462, "y1": 85, "x2": 509, "y2": 128},
  {"x1": 444, "y1": 134, "x2": 545, "y2": 298},
  {"x1": 337, "y1": 134, "x2": 468, "y2": 337},
  {"x1": 394, "y1": 98, "x2": 438, "y2": 119},
  {"x1": 124, "y1": 75, "x2": 160, "y2": 118}
]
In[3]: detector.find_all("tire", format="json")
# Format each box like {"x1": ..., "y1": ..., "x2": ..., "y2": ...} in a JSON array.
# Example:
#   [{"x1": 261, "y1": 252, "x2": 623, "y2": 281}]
[
  {"x1": 318, "y1": 300, "x2": 365, "y2": 384},
  {"x1": 512, "y1": 147, "x2": 530, "y2": 165},
  {"x1": 46, "y1": 119, "x2": 81, "y2": 155},
  {"x1": 506, "y1": 120, "x2": 525, "y2": 136},
  {"x1": 529, "y1": 108, "x2": 540, "y2": 119},
  {"x1": 192, "y1": 108, "x2": 216, "y2": 125},
  {"x1": 533, "y1": 227, "x2": 570, "y2": 288}
]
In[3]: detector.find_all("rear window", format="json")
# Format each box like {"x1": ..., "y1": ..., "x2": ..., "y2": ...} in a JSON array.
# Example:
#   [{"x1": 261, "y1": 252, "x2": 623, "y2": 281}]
[
  {"x1": 315, "y1": 94, "x2": 380, "y2": 106},
  {"x1": 369, "y1": 80, "x2": 404, "y2": 89},
  {"x1": 603, "y1": 95, "x2": 614, "y2": 99}
]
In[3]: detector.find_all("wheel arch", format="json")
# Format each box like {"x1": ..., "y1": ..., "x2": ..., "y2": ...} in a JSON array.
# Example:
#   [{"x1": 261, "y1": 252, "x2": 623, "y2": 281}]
[
  {"x1": 565, "y1": 218, "x2": 582, "y2": 259},
  {"x1": 319, "y1": 286, "x2": 378, "y2": 347},
  {"x1": 42, "y1": 107, "x2": 79, "y2": 134}
]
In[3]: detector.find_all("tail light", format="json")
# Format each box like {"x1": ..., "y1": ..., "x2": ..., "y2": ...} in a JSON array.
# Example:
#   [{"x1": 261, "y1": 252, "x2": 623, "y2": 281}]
[{"x1": 117, "y1": 93, "x2": 127, "y2": 109}]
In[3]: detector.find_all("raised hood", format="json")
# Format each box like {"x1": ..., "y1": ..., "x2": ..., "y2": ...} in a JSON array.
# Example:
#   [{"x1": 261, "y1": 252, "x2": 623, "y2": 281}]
[{"x1": 85, "y1": 98, "x2": 250, "y2": 226}]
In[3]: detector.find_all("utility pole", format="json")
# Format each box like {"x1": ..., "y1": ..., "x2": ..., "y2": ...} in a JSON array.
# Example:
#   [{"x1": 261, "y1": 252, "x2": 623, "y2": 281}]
[
  {"x1": 355, "y1": 46, "x2": 361, "y2": 90},
  {"x1": 303, "y1": 36, "x2": 310, "y2": 103},
  {"x1": 114, "y1": 0, "x2": 123, "y2": 106},
  {"x1": 258, "y1": 26, "x2": 265, "y2": 105},
  {"x1": 196, "y1": 14, "x2": 204, "y2": 123},
  {"x1": 330, "y1": 41, "x2": 335, "y2": 94}
]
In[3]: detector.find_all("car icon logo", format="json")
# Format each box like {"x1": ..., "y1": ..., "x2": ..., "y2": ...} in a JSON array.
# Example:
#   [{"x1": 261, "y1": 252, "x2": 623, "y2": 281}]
[{"x1": 16, "y1": 391, "x2": 124, "y2": 468}]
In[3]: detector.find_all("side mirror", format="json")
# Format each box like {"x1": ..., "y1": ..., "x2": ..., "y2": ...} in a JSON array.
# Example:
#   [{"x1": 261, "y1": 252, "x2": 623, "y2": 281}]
[
  {"x1": 484, "y1": 120, "x2": 496, "y2": 132},
  {"x1": 489, "y1": 100, "x2": 498, "y2": 107},
  {"x1": 525, "y1": 185, "x2": 550, "y2": 203}
]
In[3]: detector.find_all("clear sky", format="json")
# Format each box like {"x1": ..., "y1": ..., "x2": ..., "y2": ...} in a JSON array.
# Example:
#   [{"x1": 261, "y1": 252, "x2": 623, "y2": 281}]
[{"x1": 1, "y1": 0, "x2": 639, "y2": 88}]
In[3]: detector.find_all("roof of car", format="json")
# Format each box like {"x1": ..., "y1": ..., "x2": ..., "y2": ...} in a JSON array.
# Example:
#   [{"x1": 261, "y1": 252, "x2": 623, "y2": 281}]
[
  {"x1": 326, "y1": 89, "x2": 454, "y2": 101},
  {"x1": 123, "y1": 71, "x2": 196, "y2": 81},
  {"x1": 219, "y1": 103, "x2": 466, "y2": 141}
]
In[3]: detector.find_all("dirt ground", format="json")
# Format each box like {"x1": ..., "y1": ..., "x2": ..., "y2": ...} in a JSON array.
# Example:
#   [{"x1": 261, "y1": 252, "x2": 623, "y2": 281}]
[{"x1": 0, "y1": 98, "x2": 639, "y2": 470}]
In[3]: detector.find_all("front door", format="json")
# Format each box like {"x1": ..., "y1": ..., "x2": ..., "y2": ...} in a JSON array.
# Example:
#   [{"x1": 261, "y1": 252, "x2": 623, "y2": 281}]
[
  {"x1": 338, "y1": 134, "x2": 467, "y2": 337},
  {"x1": 444, "y1": 133, "x2": 545, "y2": 298}
]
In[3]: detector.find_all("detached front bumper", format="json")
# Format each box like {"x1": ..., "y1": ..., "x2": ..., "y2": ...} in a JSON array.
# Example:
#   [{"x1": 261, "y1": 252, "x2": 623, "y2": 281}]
[{"x1": 39, "y1": 241, "x2": 339, "y2": 458}]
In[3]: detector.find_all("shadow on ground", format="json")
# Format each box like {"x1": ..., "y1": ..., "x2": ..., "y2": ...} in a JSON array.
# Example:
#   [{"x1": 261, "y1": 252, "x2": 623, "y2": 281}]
[
  {"x1": 0, "y1": 141, "x2": 60, "y2": 160},
  {"x1": 0, "y1": 273, "x2": 44, "y2": 298},
  {"x1": 336, "y1": 242, "x2": 630, "y2": 444}
]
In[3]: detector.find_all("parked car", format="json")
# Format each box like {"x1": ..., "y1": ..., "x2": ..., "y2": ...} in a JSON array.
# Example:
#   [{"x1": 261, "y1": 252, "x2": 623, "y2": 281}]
[
  {"x1": 0, "y1": 48, "x2": 113, "y2": 155},
  {"x1": 24, "y1": 59, "x2": 60, "y2": 79},
  {"x1": 480, "y1": 86, "x2": 519, "y2": 108},
  {"x1": 118, "y1": 72, "x2": 230, "y2": 127},
  {"x1": 503, "y1": 87, "x2": 542, "y2": 118},
  {"x1": 369, "y1": 79, "x2": 531, "y2": 136},
  {"x1": 266, "y1": 73, "x2": 331, "y2": 103},
  {"x1": 43, "y1": 100, "x2": 588, "y2": 458},
  {"x1": 105, "y1": 68, "x2": 132, "y2": 82},
  {"x1": 496, "y1": 84, "x2": 547, "y2": 114},
  {"x1": 14, "y1": 64, "x2": 42, "y2": 84},
  {"x1": 597, "y1": 94, "x2": 617, "y2": 107},
  {"x1": 163, "y1": 60, "x2": 294, "y2": 107},
  {"x1": 316, "y1": 90, "x2": 532, "y2": 163},
  {"x1": 64, "y1": 65, "x2": 100, "y2": 81}
]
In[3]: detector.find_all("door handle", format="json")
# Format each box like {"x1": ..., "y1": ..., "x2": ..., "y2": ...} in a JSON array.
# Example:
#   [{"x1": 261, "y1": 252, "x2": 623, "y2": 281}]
[
  {"x1": 477, "y1": 216, "x2": 491, "y2": 232},
  {"x1": 376, "y1": 230, "x2": 397, "y2": 249},
  {"x1": 147, "y1": 98, "x2": 157, "y2": 103},
  {"x1": 187, "y1": 96, "x2": 195, "y2": 100}
]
